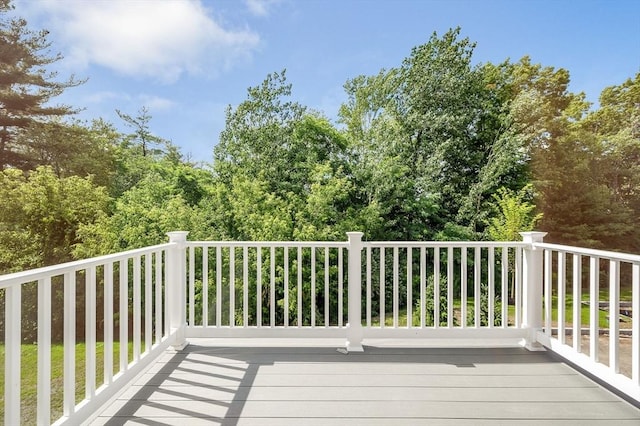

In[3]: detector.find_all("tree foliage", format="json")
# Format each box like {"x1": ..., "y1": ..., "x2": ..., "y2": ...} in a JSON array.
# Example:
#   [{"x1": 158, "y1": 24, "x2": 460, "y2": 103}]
[
  {"x1": 509, "y1": 60, "x2": 640, "y2": 250},
  {"x1": 487, "y1": 185, "x2": 542, "y2": 241},
  {"x1": 75, "y1": 160, "x2": 215, "y2": 257},
  {"x1": 213, "y1": 70, "x2": 380, "y2": 242},
  {"x1": 117, "y1": 106, "x2": 171, "y2": 158},
  {"x1": 340, "y1": 28, "x2": 529, "y2": 241},
  {"x1": 0, "y1": 166, "x2": 109, "y2": 272},
  {"x1": 0, "y1": 0, "x2": 83, "y2": 169},
  {"x1": 15, "y1": 119, "x2": 118, "y2": 187}
]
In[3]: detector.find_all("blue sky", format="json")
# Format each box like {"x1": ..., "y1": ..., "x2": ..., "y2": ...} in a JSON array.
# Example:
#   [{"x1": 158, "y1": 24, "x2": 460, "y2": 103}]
[{"x1": 13, "y1": 0, "x2": 640, "y2": 164}]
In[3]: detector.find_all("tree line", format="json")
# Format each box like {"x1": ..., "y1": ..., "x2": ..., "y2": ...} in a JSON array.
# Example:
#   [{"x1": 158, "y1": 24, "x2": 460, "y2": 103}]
[{"x1": 1, "y1": 1, "x2": 639, "y2": 280}]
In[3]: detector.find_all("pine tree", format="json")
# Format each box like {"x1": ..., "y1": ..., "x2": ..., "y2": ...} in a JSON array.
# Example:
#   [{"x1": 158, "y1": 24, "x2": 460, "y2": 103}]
[{"x1": 0, "y1": 0, "x2": 83, "y2": 169}]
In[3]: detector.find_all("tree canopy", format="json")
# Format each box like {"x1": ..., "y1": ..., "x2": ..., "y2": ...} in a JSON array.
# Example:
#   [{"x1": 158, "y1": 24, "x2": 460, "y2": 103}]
[
  {"x1": 0, "y1": 0, "x2": 83, "y2": 170},
  {"x1": 0, "y1": 5, "x2": 638, "y2": 278}
]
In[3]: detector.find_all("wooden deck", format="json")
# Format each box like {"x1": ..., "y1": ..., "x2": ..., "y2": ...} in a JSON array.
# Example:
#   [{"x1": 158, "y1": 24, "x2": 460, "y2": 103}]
[{"x1": 88, "y1": 340, "x2": 640, "y2": 425}]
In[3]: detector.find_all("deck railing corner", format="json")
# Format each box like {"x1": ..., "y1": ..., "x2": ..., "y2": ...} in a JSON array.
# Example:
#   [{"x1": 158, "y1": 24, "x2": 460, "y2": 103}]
[
  {"x1": 167, "y1": 231, "x2": 189, "y2": 350},
  {"x1": 520, "y1": 231, "x2": 547, "y2": 350}
]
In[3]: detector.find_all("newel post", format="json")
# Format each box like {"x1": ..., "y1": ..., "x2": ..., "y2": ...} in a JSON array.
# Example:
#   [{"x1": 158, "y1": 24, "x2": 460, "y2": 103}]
[
  {"x1": 167, "y1": 231, "x2": 189, "y2": 350},
  {"x1": 520, "y1": 231, "x2": 547, "y2": 351},
  {"x1": 346, "y1": 232, "x2": 365, "y2": 352}
]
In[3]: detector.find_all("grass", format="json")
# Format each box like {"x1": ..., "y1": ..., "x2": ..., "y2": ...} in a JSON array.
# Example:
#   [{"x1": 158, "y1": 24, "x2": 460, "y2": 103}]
[
  {"x1": 0, "y1": 341, "x2": 135, "y2": 425},
  {"x1": 369, "y1": 289, "x2": 631, "y2": 330},
  {"x1": 550, "y1": 290, "x2": 632, "y2": 330},
  {"x1": 371, "y1": 300, "x2": 505, "y2": 327}
]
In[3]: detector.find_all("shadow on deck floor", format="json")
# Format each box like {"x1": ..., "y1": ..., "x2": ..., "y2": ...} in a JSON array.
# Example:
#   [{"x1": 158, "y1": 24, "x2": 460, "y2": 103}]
[{"x1": 89, "y1": 344, "x2": 640, "y2": 425}]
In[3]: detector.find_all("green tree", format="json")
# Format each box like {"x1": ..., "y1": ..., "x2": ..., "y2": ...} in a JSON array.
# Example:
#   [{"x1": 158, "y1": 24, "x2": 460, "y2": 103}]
[
  {"x1": 294, "y1": 163, "x2": 382, "y2": 241},
  {"x1": 14, "y1": 119, "x2": 118, "y2": 187},
  {"x1": 0, "y1": 166, "x2": 109, "y2": 273},
  {"x1": 340, "y1": 29, "x2": 528, "y2": 241},
  {"x1": 455, "y1": 61, "x2": 531, "y2": 233},
  {"x1": 214, "y1": 70, "x2": 379, "y2": 242},
  {"x1": 110, "y1": 108, "x2": 185, "y2": 198},
  {"x1": 508, "y1": 59, "x2": 637, "y2": 249},
  {"x1": 584, "y1": 72, "x2": 640, "y2": 137},
  {"x1": 0, "y1": 166, "x2": 110, "y2": 344},
  {"x1": 487, "y1": 185, "x2": 542, "y2": 241},
  {"x1": 225, "y1": 174, "x2": 293, "y2": 241},
  {"x1": 117, "y1": 106, "x2": 170, "y2": 158},
  {"x1": 215, "y1": 70, "x2": 307, "y2": 193},
  {"x1": 0, "y1": 0, "x2": 83, "y2": 169},
  {"x1": 534, "y1": 127, "x2": 634, "y2": 248},
  {"x1": 487, "y1": 184, "x2": 543, "y2": 301},
  {"x1": 340, "y1": 69, "x2": 437, "y2": 241},
  {"x1": 583, "y1": 73, "x2": 640, "y2": 251},
  {"x1": 397, "y1": 28, "x2": 498, "y2": 235},
  {"x1": 75, "y1": 160, "x2": 214, "y2": 256}
]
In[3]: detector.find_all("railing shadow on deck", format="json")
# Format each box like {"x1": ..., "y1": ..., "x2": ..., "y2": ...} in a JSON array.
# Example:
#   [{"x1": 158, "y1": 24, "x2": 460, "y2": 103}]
[
  {"x1": 98, "y1": 346, "x2": 261, "y2": 426},
  {"x1": 96, "y1": 343, "x2": 568, "y2": 425}
]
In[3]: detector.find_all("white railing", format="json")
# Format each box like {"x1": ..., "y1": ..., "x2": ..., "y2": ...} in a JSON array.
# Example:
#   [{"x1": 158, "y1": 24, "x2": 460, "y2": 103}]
[
  {"x1": 534, "y1": 242, "x2": 640, "y2": 401},
  {"x1": 182, "y1": 234, "x2": 532, "y2": 350},
  {"x1": 360, "y1": 241, "x2": 528, "y2": 343},
  {"x1": 184, "y1": 240, "x2": 349, "y2": 332},
  {"x1": 0, "y1": 233, "x2": 188, "y2": 426},
  {"x1": 1, "y1": 230, "x2": 639, "y2": 424}
]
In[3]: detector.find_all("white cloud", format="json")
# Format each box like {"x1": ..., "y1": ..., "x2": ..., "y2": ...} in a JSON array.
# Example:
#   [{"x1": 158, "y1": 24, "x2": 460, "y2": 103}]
[
  {"x1": 84, "y1": 91, "x2": 173, "y2": 112},
  {"x1": 85, "y1": 91, "x2": 126, "y2": 105},
  {"x1": 138, "y1": 95, "x2": 175, "y2": 111},
  {"x1": 24, "y1": 0, "x2": 260, "y2": 83},
  {"x1": 245, "y1": 0, "x2": 282, "y2": 17}
]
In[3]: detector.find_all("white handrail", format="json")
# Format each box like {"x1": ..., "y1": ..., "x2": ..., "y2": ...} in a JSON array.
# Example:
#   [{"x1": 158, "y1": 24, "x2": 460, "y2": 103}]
[
  {"x1": 534, "y1": 242, "x2": 640, "y2": 263},
  {"x1": 1, "y1": 242, "x2": 175, "y2": 426},
  {"x1": 187, "y1": 241, "x2": 349, "y2": 248},
  {"x1": 536, "y1": 242, "x2": 640, "y2": 402},
  {"x1": 0, "y1": 243, "x2": 173, "y2": 288},
  {"x1": 363, "y1": 241, "x2": 528, "y2": 248}
]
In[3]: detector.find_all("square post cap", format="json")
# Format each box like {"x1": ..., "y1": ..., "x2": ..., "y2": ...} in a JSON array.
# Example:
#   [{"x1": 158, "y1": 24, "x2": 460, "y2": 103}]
[{"x1": 519, "y1": 231, "x2": 547, "y2": 244}]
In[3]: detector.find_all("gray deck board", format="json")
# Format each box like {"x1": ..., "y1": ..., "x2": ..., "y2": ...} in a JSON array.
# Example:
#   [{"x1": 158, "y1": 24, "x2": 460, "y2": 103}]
[{"x1": 88, "y1": 344, "x2": 640, "y2": 425}]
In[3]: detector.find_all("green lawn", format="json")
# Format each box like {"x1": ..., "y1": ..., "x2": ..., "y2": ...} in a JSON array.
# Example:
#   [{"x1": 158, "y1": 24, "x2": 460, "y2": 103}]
[
  {"x1": 0, "y1": 341, "x2": 135, "y2": 425},
  {"x1": 370, "y1": 290, "x2": 631, "y2": 329},
  {"x1": 551, "y1": 289, "x2": 632, "y2": 329}
]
